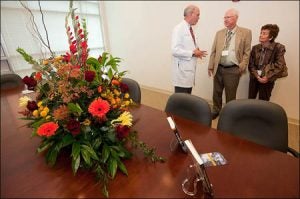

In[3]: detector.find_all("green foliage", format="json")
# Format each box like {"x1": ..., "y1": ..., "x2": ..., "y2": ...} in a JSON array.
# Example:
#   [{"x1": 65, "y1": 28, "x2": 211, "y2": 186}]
[{"x1": 16, "y1": 47, "x2": 38, "y2": 65}]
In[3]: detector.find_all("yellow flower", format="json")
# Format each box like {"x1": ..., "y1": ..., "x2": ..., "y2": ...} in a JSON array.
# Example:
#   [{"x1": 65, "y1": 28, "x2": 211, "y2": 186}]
[
  {"x1": 32, "y1": 110, "x2": 39, "y2": 117},
  {"x1": 42, "y1": 60, "x2": 49, "y2": 65},
  {"x1": 113, "y1": 89, "x2": 120, "y2": 96},
  {"x1": 124, "y1": 101, "x2": 130, "y2": 106},
  {"x1": 40, "y1": 110, "x2": 48, "y2": 117},
  {"x1": 82, "y1": 119, "x2": 91, "y2": 126},
  {"x1": 19, "y1": 96, "x2": 32, "y2": 107},
  {"x1": 37, "y1": 101, "x2": 43, "y2": 107},
  {"x1": 39, "y1": 106, "x2": 44, "y2": 111},
  {"x1": 111, "y1": 111, "x2": 132, "y2": 127},
  {"x1": 43, "y1": 107, "x2": 50, "y2": 113},
  {"x1": 46, "y1": 116, "x2": 51, "y2": 120},
  {"x1": 124, "y1": 93, "x2": 130, "y2": 99}
]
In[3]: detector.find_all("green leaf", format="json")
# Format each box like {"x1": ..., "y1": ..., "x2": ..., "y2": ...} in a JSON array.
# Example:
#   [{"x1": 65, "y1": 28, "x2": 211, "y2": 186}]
[
  {"x1": 46, "y1": 145, "x2": 59, "y2": 167},
  {"x1": 72, "y1": 142, "x2": 81, "y2": 158},
  {"x1": 100, "y1": 52, "x2": 108, "y2": 66},
  {"x1": 92, "y1": 137, "x2": 102, "y2": 149},
  {"x1": 102, "y1": 145, "x2": 110, "y2": 163},
  {"x1": 107, "y1": 157, "x2": 118, "y2": 179},
  {"x1": 102, "y1": 185, "x2": 109, "y2": 198},
  {"x1": 106, "y1": 131, "x2": 116, "y2": 142},
  {"x1": 16, "y1": 47, "x2": 38, "y2": 65},
  {"x1": 72, "y1": 155, "x2": 80, "y2": 175},
  {"x1": 31, "y1": 118, "x2": 47, "y2": 128},
  {"x1": 61, "y1": 134, "x2": 75, "y2": 148},
  {"x1": 117, "y1": 160, "x2": 128, "y2": 176},
  {"x1": 86, "y1": 57, "x2": 101, "y2": 70},
  {"x1": 81, "y1": 145, "x2": 99, "y2": 160},
  {"x1": 67, "y1": 103, "x2": 83, "y2": 115},
  {"x1": 81, "y1": 147, "x2": 91, "y2": 166},
  {"x1": 37, "y1": 140, "x2": 54, "y2": 153},
  {"x1": 107, "y1": 68, "x2": 113, "y2": 80}
]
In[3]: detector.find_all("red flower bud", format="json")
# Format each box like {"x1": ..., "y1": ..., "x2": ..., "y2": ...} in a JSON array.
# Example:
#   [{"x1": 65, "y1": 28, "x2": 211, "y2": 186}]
[
  {"x1": 75, "y1": 16, "x2": 79, "y2": 20},
  {"x1": 85, "y1": 70, "x2": 96, "y2": 82},
  {"x1": 78, "y1": 29, "x2": 83, "y2": 34}
]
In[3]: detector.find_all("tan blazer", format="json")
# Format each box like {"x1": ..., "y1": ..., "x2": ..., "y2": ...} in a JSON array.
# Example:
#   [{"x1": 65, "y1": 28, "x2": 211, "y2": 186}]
[{"x1": 208, "y1": 26, "x2": 252, "y2": 76}]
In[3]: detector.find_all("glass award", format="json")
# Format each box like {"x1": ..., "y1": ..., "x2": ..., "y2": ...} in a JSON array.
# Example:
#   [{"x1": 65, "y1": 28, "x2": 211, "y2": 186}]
[
  {"x1": 166, "y1": 117, "x2": 188, "y2": 153},
  {"x1": 182, "y1": 139, "x2": 214, "y2": 198}
]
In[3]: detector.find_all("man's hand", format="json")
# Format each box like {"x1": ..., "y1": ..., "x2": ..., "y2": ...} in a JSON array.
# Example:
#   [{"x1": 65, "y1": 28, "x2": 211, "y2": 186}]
[
  {"x1": 193, "y1": 48, "x2": 207, "y2": 59},
  {"x1": 208, "y1": 69, "x2": 214, "y2": 77}
]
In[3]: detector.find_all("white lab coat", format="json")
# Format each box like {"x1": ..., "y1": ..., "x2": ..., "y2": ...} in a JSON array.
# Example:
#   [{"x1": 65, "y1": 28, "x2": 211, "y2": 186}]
[{"x1": 171, "y1": 20, "x2": 198, "y2": 88}]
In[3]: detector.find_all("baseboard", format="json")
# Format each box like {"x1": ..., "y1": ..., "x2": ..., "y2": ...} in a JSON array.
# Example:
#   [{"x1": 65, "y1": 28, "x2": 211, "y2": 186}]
[{"x1": 140, "y1": 85, "x2": 300, "y2": 126}]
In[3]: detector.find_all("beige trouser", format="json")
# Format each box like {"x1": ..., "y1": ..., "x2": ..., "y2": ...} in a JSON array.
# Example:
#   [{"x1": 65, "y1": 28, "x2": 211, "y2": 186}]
[{"x1": 212, "y1": 65, "x2": 240, "y2": 113}]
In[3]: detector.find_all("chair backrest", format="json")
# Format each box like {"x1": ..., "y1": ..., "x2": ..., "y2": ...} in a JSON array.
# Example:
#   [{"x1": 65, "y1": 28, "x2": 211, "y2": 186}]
[
  {"x1": 1, "y1": 73, "x2": 24, "y2": 90},
  {"x1": 165, "y1": 93, "x2": 212, "y2": 127},
  {"x1": 121, "y1": 78, "x2": 141, "y2": 103},
  {"x1": 217, "y1": 99, "x2": 288, "y2": 153}
]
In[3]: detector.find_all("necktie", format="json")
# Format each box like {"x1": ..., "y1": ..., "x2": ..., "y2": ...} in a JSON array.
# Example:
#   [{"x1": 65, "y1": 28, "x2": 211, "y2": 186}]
[
  {"x1": 190, "y1": 26, "x2": 196, "y2": 45},
  {"x1": 225, "y1": 31, "x2": 233, "y2": 49}
]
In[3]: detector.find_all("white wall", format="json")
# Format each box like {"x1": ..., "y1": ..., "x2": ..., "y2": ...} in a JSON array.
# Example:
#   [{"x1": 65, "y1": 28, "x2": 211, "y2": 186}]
[{"x1": 103, "y1": 1, "x2": 299, "y2": 120}]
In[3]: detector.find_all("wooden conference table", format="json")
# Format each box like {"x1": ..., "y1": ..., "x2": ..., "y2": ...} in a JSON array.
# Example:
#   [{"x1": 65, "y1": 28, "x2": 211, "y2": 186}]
[{"x1": 1, "y1": 88, "x2": 299, "y2": 198}]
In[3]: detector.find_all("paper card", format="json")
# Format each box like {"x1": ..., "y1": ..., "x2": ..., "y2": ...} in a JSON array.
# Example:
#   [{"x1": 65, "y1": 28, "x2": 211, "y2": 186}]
[
  {"x1": 199, "y1": 152, "x2": 227, "y2": 167},
  {"x1": 184, "y1": 140, "x2": 204, "y2": 165},
  {"x1": 22, "y1": 90, "x2": 34, "y2": 94},
  {"x1": 222, "y1": 50, "x2": 229, "y2": 56}
]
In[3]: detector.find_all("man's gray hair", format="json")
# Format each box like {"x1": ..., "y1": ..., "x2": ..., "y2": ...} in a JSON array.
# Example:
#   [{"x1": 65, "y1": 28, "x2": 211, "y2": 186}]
[
  {"x1": 184, "y1": 5, "x2": 197, "y2": 16},
  {"x1": 227, "y1": 8, "x2": 239, "y2": 17}
]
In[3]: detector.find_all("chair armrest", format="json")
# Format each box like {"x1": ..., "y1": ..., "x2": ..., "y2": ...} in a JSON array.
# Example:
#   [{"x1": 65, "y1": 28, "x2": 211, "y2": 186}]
[{"x1": 287, "y1": 147, "x2": 299, "y2": 158}]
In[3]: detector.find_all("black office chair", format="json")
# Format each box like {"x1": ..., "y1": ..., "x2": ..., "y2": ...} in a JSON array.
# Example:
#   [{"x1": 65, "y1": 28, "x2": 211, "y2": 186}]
[
  {"x1": 1, "y1": 73, "x2": 24, "y2": 90},
  {"x1": 121, "y1": 77, "x2": 141, "y2": 103},
  {"x1": 165, "y1": 93, "x2": 212, "y2": 127},
  {"x1": 217, "y1": 99, "x2": 299, "y2": 157}
]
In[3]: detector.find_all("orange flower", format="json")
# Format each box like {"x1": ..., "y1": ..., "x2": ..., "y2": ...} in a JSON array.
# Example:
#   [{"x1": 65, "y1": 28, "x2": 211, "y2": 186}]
[
  {"x1": 111, "y1": 79, "x2": 120, "y2": 86},
  {"x1": 37, "y1": 122, "x2": 59, "y2": 137},
  {"x1": 97, "y1": 86, "x2": 102, "y2": 93},
  {"x1": 35, "y1": 72, "x2": 42, "y2": 81},
  {"x1": 88, "y1": 98, "x2": 110, "y2": 118}
]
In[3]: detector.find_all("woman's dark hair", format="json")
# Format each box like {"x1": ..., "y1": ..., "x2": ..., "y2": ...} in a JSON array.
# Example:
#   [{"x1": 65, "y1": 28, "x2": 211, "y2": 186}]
[{"x1": 261, "y1": 24, "x2": 279, "y2": 42}]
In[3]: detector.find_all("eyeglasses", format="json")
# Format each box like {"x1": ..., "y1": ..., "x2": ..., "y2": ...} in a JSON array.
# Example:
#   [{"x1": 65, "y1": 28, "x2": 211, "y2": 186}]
[{"x1": 224, "y1": 16, "x2": 235, "y2": 19}]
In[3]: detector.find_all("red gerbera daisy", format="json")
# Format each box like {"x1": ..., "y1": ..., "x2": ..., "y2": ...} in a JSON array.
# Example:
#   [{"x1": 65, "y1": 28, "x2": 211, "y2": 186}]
[
  {"x1": 37, "y1": 122, "x2": 59, "y2": 137},
  {"x1": 88, "y1": 98, "x2": 110, "y2": 118}
]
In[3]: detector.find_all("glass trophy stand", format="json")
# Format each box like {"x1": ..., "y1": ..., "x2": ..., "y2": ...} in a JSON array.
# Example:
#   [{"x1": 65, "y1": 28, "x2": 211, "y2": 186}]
[{"x1": 182, "y1": 140, "x2": 214, "y2": 198}]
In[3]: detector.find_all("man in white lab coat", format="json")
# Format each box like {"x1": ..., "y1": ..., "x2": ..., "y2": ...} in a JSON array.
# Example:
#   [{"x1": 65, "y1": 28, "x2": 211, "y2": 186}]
[{"x1": 171, "y1": 5, "x2": 207, "y2": 94}]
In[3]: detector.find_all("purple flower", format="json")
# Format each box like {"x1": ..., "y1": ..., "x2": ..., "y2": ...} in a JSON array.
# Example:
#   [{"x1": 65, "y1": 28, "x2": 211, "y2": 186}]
[
  {"x1": 26, "y1": 101, "x2": 38, "y2": 111},
  {"x1": 84, "y1": 71, "x2": 95, "y2": 82},
  {"x1": 116, "y1": 125, "x2": 130, "y2": 140},
  {"x1": 23, "y1": 76, "x2": 37, "y2": 90},
  {"x1": 66, "y1": 119, "x2": 81, "y2": 136},
  {"x1": 120, "y1": 83, "x2": 129, "y2": 93}
]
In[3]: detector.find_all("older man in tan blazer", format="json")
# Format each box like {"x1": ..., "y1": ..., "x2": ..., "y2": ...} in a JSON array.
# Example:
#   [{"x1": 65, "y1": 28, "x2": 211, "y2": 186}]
[{"x1": 208, "y1": 8, "x2": 252, "y2": 119}]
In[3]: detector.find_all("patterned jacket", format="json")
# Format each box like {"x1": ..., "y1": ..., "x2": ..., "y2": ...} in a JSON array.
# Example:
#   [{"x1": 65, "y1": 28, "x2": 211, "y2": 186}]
[{"x1": 248, "y1": 42, "x2": 287, "y2": 82}]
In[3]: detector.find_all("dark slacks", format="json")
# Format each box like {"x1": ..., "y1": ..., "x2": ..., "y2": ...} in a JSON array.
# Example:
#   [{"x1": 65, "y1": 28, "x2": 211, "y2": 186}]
[
  {"x1": 212, "y1": 65, "x2": 240, "y2": 113},
  {"x1": 248, "y1": 76, "x2": 275, "y2": 101},
  {"x1": 174, "y1": 86, "x2": 192, "y2": 94}
]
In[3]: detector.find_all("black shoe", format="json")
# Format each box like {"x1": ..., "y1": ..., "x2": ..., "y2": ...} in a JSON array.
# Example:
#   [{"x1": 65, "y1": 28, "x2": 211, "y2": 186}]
[{"x1": 212, "y1": 112, "x2": 219, "y2": 120}]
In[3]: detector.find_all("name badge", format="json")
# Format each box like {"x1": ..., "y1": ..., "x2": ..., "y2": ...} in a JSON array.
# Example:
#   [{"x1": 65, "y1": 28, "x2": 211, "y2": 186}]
[
  {"x1": 257, "y1": 70, "x2": 262, "y2": 77},
  {"x1": 222, "y1": 50, "x2": 229, "y2": 56}
]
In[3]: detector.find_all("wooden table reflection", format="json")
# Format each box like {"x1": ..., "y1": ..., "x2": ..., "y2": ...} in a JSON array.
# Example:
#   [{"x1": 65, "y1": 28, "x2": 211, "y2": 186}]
[{"x1": 1, "y1": 89, "x2": 299, "y2": 198}]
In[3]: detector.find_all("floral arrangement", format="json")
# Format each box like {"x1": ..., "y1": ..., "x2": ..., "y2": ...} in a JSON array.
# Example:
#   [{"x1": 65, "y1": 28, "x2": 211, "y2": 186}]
[{"x1": 17, "y1": 1, "x2": 164, "y2": 197}]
